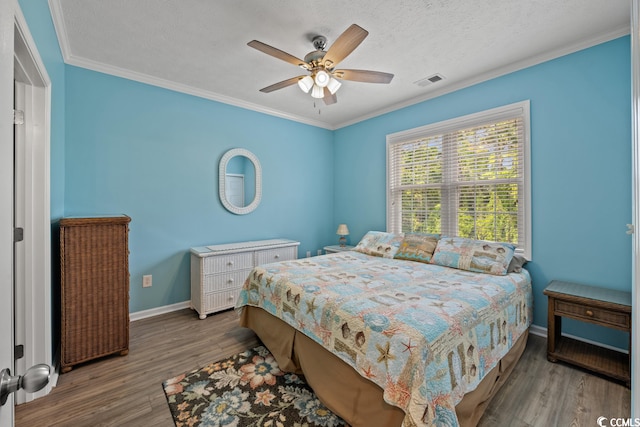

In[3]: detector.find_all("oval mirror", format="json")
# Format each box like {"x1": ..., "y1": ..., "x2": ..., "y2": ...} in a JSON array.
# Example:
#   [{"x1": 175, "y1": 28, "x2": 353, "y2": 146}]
[{"x1": 219, "y1": 148, "x2": 262, "y2": 215}]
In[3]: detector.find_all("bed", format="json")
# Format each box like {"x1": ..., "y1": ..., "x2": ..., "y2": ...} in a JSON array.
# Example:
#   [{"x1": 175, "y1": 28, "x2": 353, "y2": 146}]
[{"x1": 235, "y1": 232, "x2": 532, "y2": 427}]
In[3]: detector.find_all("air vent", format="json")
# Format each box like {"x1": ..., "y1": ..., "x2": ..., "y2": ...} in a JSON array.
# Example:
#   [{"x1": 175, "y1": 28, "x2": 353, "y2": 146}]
[{"x1": 414, "y1": 73, "x2": 445, "y2": 87}]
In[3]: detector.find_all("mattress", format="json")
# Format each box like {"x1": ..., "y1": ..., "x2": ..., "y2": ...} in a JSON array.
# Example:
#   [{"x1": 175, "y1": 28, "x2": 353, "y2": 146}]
[{"x1": 236, "y1": 251, "x2": 532, "y2": 426}]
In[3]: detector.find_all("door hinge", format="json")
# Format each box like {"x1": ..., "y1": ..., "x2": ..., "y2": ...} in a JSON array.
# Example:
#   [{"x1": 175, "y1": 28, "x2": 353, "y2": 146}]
[
  {"x1": 14, "y1": 345, "x2": 23, "y2": 360},
  {"x1": 13, "y1": 109, "x2": 24, "y2": 125},
  {"x1": 14, "y1": 227, "x2": 24, "y2": 242},
  {"x1": 627, "y1": 224, "x2": 635, "y2": 235}
]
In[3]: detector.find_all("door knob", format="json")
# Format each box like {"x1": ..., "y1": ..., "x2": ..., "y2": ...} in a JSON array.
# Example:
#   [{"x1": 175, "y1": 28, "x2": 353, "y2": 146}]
[{"x1": 0, "y1": 364, "x2": 50, "y2": 405}]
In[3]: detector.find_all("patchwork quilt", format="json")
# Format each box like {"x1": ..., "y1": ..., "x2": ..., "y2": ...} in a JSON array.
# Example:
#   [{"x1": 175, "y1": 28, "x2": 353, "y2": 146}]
[{"x1": 236, "y1": 251, "x2": 532, "y2": 426}]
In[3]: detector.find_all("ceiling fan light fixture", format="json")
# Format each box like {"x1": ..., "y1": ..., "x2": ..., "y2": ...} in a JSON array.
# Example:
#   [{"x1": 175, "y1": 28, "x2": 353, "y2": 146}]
[
  {"x1": 311, "y1": 84, "x2": 324, "y2": 99},
  {"x1": 298, "y1": 76, "x2": 314, "y2": 93},
  {"x1": 249, "y1": 24, "x2": 393, "y2": 106},
  {"x1": 327, "y1": 77, "x2": 342, "y2": 95},
  {"x1": 314, "y1": 70, "x2": 330, "y2": 87}
]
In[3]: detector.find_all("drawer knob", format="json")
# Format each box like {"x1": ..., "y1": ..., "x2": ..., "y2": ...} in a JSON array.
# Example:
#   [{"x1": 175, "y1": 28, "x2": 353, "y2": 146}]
[
  {"x1": 227, "y1": 261, "x2": 234, "y2": 266},
  {"x1": 228, "y1": 295, "x2": 234, "y2": 301},
  {"x1": 585, "y1": 309, "x2": 594, "y2": 317},
  {"x1": 227, "y1": 278, "x2": 234, "y2": 284},
  {"x1": 274, "y1": 254, "x2": 280, "y2": 259}
]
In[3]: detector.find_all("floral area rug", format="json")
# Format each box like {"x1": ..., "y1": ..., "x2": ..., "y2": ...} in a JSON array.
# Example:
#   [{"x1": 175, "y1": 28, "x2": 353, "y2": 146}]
[{"x1": 163, "y1": 345, "x2": 347, "y2": 427}]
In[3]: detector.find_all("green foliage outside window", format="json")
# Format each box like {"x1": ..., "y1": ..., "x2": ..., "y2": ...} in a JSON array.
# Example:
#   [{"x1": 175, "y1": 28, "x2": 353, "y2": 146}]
[{"x1": 396, "y1": 120, "x2": 521, "y2": 245}]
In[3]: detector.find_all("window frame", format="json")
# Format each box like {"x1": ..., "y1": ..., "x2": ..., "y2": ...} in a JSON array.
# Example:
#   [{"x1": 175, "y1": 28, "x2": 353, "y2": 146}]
[{"x1": 386, "y1": 100, "x2": 532, "y2": 259}]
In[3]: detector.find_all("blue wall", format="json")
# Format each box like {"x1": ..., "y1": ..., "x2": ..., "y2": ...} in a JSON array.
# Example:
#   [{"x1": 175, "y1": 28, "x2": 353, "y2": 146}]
[
  {"x1": 334, "y1": 37, "x2": 632, "y2": 347},
  {"x1": 64, "y1": 66, "x2": 334, "y2": 312},
  {"x1": 19, "y1": 1, "x2": 633, "y2": 347}
]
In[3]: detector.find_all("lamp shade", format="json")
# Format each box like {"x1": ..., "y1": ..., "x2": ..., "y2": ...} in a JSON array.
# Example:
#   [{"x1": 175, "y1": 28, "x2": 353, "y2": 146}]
[
  {"x1": 297, "y1": 76, "x2": 314, "y2": 93},
  {"x1": 327, "y1": 77, "x2": 342, "y2": 95},
  {"x1": 311, "y1": 84, "x2": 324, "y2": 99},
  {"x1": 314, "y1": 70, "x2": 330, "y2": 87},
  {"x1": 336, "y1": 224, "x2": 349, "y2": 236}
]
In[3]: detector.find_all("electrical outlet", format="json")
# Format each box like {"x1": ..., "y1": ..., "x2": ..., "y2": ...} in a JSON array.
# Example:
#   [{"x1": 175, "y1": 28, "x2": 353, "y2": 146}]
[
  {"x1": 317, "y1": 249, "x2": 322, "y2": 256},
  {"x1": 142, "y1": 275, "x2": 152, "y2": 288},
  {"x1": 306, "y1": 251, "x2": 311, "y2": 258}
]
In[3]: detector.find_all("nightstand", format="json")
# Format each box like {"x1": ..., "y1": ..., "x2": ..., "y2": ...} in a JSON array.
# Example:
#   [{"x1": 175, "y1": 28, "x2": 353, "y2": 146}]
[
  {"x1": 543, "y1": 280, "x2": 631, "y2": 386},
  {"x1": 324, "y1": 245, "x2": 354, "y2": 254}
]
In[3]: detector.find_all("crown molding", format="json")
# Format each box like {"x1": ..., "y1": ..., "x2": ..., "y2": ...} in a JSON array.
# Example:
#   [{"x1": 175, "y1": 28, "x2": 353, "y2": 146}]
[
  {"x1": 64, "y1": 53, "x2": 334, "y2": 130},
  {"x1": 47, "y1": 0, "x2": 333, "y2": 130},
  {"x1": 333, "y1": 25, "x2": 631, "y2": 130},
  {"x1": 48, "y1": 0, "x2": 71, "y2": 60},
  {"x1": 48, "y1": 0, "x2": 629, "y2": 131}
]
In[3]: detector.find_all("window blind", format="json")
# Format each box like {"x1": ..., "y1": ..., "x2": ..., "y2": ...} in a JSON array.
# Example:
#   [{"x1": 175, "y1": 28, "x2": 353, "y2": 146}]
[{"x1": 387, "y1": 101, "x2": 530, "y2": 256}]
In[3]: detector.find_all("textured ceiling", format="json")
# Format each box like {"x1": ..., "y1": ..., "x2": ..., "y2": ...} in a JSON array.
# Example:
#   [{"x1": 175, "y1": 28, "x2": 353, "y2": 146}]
[{"x1": 49, "y1": 0, "x2": 630, "y2": 129}]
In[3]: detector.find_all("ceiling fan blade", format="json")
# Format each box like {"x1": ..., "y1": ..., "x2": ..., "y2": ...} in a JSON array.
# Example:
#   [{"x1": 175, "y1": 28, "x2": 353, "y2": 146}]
[
  {"x1": 322, "y1": 24, "x2": 368, "y2": 69},
  {"x1": 248, "y1": 40, "x2": 309, "y2": 70},
  {"x1": 259, "y1": 76, "x2": 305, "y2": 93},
  {"x1": 323, "y1": 87, "x2": 337, "y2": 105},
  {"x1": 333, "y1": 69, "x2": 394, "y2": 84}
]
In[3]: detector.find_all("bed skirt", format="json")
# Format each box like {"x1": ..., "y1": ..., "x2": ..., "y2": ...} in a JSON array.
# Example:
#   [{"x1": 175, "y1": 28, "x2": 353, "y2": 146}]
[{"x1": 239, "y1": 305, "x2": 528, "y2": 427}]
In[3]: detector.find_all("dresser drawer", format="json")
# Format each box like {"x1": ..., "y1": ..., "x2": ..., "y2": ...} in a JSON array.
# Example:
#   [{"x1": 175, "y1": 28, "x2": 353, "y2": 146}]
[
  {"x1": 256, "y1": 246, "x2": 296, "y2": 265},
  {"x1": 202, "y1": 252, "x2": 253, "y2": 274},
  {"x1": 203, "y1": 289, "x2": 240, "y2": 313},
  {"x1": 202, "y1": 269, "x2": 251, "y2": 293},
  {"x1": 554, "y1": 300, "x2": 630, "y2": 329},
  {"x1": 191, "y1": 239, "x2": 299, "y2": 319}
]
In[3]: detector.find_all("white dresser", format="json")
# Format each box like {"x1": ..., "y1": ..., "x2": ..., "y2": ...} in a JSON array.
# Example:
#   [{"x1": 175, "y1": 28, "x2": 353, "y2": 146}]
[{"x1": 190, "y1": 239, "x2": 300, "y2": 319}]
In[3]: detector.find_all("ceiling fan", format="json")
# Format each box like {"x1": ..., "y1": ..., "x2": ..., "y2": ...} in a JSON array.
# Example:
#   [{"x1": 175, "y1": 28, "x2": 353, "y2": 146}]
[{"x1": 248, "y1": 24, "x2": 394, "y2": 105}]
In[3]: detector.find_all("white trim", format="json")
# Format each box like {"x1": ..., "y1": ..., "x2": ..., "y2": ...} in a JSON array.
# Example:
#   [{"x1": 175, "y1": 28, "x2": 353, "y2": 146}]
[
  {"x1": 70, "y1": 55, "x2": 334, "y2": 130},
  {"x1": 529, "y1": 324, "x2": 629, "y2": 355},
  {"x1": 129, "y1": 301, "x2": 192, "y2": 322},
  {"x1": 334, "y1": 26, "x2": 630, "y2": 129},
  {"x1": 14, "y1": 7, "x2": 50, "y2": 87},
  {"x1": 386, "y1": 100, "x2": 532, "y2": 259},
  {"x1": 47, "y1": 0, "x2": 628, "y2": 131},
  {"x1": 219, "y1": 148, "x2": 262, "y2": 215},
  {"x1": 0, "y1": 0, "x2": 15, "y2": 423},
  {"x1": 47, "y1": 0, "x2": 333, "y2": 130},
  {"x1": 630, "y1": 0, "x2": 640, "y2": 417},
  {"x1": 128, "y1": 308, "x2": 628, "y2": 356},
  {"x1": 12, "y1": 1, "x2": 53, "y2": 404},
  {"x1": 47, "y1": 0, "x2": 71, "y2": 60}
]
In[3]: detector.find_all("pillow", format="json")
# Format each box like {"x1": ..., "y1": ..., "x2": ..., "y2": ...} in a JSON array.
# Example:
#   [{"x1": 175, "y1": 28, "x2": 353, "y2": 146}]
[
  {"x1": 394, "y1": 233, "x2": 439, "y2": 264},
  {"x1": 353, "y1": 231, "x2": 404, "y2": 258},
  {"x1": 507, "y1": 254, "x2": 528, "y2": 273},
  {"x1": 430, "y1": 236, "x2": 515, "y2": 276}
]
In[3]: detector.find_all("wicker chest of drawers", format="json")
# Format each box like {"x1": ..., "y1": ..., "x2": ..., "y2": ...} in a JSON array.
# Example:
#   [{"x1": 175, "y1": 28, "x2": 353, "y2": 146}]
[
  {"x1": 190, "y1": 239, "x2": 299, "y2": 319},
  {"x1": 59, "y1": 215, "x2": 131, "y2": 373}
]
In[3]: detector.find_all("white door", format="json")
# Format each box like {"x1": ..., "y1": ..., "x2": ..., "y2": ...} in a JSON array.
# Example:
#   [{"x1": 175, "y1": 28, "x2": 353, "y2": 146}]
[
  {"x1": 632, "y1": 0, "x2": 640, "y2": 416},
  {"x1": 0, "y1": 0, "x2": 15, "y2": 424},
  {"x1": 1, "y1": 3, "x2": 53, "y2": 423}
]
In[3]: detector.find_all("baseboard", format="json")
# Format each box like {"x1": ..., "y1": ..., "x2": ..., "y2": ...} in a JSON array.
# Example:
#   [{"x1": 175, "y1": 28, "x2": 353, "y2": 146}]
[
  {"x1": 129, "y1": 300, "x2": 192, "y2": 322},
  {"x1": 529, "y1": 323, "x2": 547, "y2": 338},
  {"x1": 38, "y1": 303, "x2": 190, "y2": 402},
  {"x1": 49, "y1": 345, "x2": 60, "y2": 388},
  {"x1": 128, "y1": 306, "x2": 628, "y2": 356},
  {"x1": 529, "y1": 323, "x2": 628, "y2": 354}
]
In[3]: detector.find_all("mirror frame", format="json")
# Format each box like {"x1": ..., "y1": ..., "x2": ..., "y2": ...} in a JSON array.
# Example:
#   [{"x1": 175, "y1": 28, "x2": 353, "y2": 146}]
[{"x1": 219, "y1": 148, "x2": 262, "y2": 215}]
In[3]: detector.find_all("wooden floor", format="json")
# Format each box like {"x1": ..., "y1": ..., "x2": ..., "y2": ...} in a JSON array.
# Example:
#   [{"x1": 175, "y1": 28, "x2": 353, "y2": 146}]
[{"x1": 15, "y1": 308, "x2": 630, "y2": 427}]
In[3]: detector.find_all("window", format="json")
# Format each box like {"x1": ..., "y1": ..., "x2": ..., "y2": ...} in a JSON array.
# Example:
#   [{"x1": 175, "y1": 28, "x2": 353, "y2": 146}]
[{"x1": 387, "y1": 101, "x2": 531, "y2": 258}]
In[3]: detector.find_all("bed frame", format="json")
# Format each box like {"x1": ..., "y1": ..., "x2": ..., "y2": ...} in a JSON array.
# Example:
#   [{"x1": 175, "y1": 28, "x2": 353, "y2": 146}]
[{"x1": 240, "y1": 306, "x2": 528, "y2": 427}]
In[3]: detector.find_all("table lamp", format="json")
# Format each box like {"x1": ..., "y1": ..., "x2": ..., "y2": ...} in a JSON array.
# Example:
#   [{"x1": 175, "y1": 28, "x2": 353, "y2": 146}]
[{"x1": 336, "y1": 224, "x2": 349, "y2": 247}]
